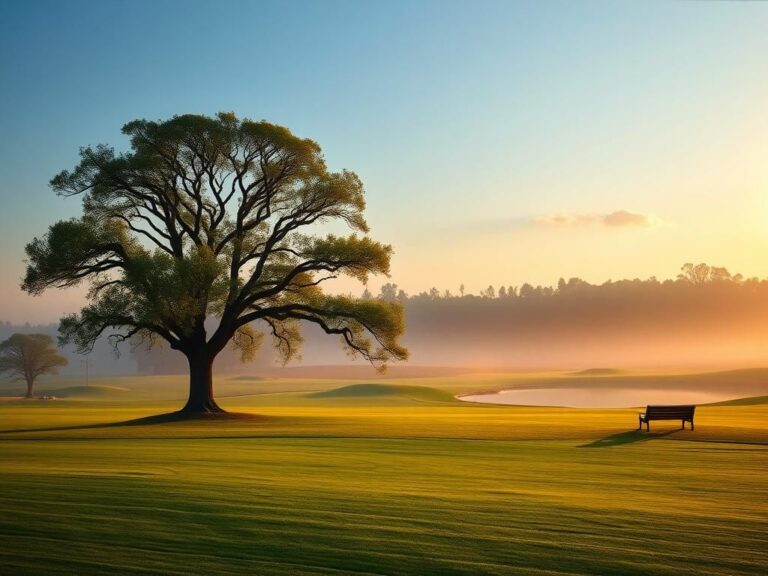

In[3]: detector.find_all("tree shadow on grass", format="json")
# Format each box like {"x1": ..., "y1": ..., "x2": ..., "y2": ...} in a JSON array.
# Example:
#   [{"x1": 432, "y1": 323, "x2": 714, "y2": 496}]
[
  {"x1": 580, "y1": 429, "x2": 679, "y2": 448},
  {"x1": 0, "y1": 411, "x2": 268, "y2": 436}
]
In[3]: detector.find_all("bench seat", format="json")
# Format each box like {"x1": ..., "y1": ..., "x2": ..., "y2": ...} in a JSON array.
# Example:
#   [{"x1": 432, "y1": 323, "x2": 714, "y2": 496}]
[{"x1": 638, "y1": 404, "x2": 695, "y2": 431}]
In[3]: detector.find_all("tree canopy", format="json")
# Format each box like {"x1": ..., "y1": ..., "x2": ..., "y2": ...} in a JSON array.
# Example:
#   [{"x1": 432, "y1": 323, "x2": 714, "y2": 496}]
[{"x1": 22, "y1": 112, "x2": 407, "y2": 413}]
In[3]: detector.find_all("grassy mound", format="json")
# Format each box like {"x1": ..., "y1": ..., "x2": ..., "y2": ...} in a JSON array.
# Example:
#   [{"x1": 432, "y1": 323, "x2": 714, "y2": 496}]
[
  {"x1": 570, "y1": 368, "x2": 625, "y2": 376},
  {"x1": 52, "y1": 385, "x2": 131, "y2": 398},
  {"x1": 710, "y1": 395, "x2": 768, "y2": 406},
  {"x1": 309, "y1": 383, "x2": 454, "y2": 402}
]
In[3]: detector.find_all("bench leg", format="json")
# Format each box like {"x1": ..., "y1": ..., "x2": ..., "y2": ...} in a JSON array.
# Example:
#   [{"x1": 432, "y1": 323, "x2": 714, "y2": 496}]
[
  {"x1": 682, "y1": 420, "x2": 685, "y2": 430},
  {"x1": 646, "y1": 421, "x2": 650, "y2": 432},
  {"x1": 691, "y1": 420, "x2": 694, "y2": 431}
]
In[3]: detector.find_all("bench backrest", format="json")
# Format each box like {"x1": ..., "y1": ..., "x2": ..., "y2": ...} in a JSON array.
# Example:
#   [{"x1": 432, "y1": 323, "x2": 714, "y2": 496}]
[{"x1": 645, "y1": 405, "x2": 695, "y2": 420}]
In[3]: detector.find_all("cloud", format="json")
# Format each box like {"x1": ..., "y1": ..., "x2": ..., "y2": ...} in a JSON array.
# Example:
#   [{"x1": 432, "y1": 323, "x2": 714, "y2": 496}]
[
  {"x1": 461, "y1": 210, "x2": 661, "y2": 237},
  {"x1": 537, "y1": 210, "x2": 659, "y2": 228},
  {"x1": 602, "y1": 210, "x2": 656, "y2": 227}
]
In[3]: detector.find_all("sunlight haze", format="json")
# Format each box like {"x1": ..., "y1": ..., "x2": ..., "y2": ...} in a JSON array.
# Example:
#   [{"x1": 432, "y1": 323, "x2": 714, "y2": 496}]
[
  {"x1": 1, "y1": 0, "x2": 767, "y2": 323},
  {"x1": 2, "y1": 3, "x2": 768, "y2": 575}
]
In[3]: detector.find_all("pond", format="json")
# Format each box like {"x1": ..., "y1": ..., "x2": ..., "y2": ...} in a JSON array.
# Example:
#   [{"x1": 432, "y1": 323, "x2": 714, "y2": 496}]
[{"x1": 458, "y1": 387, "x2": 744, "y2": 408}]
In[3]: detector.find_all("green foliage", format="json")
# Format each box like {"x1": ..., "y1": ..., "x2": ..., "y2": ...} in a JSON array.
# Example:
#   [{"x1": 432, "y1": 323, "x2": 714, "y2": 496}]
[
  {"x1": 300, "y1": 294, "x2": 407, "y2": 367},
  {"x1": 22, "y1": 217, "x2": 136, "y2": 294},
  {"x1": 302, "y1": 235, "x2": 391, "y2": 282},
  {"x1": 308, "y1": 383, "x2": 454, "y2": 402},
  {"x1": 23, "y1": 112, "x2": 407, "y2": 376},
  {"x1": 230, "y1": 324, "x2": 264, "y2": 363}
]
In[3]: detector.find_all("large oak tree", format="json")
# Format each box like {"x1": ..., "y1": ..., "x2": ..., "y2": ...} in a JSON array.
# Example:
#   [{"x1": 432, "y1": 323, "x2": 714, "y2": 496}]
[{"x1": 23, "y1": 113, "x2": 407, "y2": 414}]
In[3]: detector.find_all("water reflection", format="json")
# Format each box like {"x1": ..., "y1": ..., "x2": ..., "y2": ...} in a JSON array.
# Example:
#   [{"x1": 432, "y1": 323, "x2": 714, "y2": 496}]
[{"x1": 458, "y1": 387, "x2": 741, "y2": 408}]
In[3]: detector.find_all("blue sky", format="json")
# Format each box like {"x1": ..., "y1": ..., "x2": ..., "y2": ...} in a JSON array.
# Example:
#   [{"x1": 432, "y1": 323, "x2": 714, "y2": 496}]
[{"x1": 1, "y1": 0, "x2": 768, "y2": 322}]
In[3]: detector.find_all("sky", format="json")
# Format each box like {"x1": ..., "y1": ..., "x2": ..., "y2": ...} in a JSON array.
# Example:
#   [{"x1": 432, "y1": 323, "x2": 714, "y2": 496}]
[{"x1": 0, "y1": 0, "x2": 767, "y2": 324}]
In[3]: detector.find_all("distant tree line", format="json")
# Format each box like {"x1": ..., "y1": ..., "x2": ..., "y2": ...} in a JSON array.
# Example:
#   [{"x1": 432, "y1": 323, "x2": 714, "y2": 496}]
[
  {"x1": 350, "y1": 263, "x2": 768, "y2": 368},
  {"x1": 4, "y1": 263, "x2": 768, "y2": 372},
  {"x1": 363, "y1": 263, "x2": 752, "y2": 303}
]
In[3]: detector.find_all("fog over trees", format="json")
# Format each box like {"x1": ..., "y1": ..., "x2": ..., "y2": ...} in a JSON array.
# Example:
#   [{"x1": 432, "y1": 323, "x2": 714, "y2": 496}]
[
  {"x1": 3, "y1": 263, "x2": 768, "y2": 374},
  {"x1": 386, "y1": 262, "x2": 768, "y2": 368}
]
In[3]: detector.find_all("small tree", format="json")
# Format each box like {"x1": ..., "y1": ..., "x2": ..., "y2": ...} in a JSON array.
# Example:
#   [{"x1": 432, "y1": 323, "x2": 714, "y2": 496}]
[
  {"x1": 22, "y1": 113, "x2": 408, "y2": 414},
  {"x1": 0, "y1": 334, "x2": 68, "y2": 398}
]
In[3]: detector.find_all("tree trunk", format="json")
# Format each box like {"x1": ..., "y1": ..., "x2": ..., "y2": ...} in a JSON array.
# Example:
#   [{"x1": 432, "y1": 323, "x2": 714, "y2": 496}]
[
  {"x1": 180, "y1": 351, "x2": 224, "y2": 414},
  {"x1": 25, "y1": 377, "x2": 34, "y2": 399}
]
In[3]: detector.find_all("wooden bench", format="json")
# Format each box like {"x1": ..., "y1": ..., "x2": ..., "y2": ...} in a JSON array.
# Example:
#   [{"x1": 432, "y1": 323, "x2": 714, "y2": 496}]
[{"x1": 638, "y1": 405, "x2": 695, "y2": 431}]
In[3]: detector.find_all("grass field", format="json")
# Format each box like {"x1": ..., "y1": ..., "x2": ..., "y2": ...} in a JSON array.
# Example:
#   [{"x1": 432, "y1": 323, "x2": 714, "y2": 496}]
[{"x1": 1, "y1": 369, "x2": 767, "y2": 575}]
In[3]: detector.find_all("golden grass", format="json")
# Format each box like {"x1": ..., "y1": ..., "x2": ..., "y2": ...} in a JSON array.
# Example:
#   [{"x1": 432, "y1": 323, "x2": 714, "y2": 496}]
[{"x1": 0, "y1": 372, "x2": 766, "y2": 575}]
